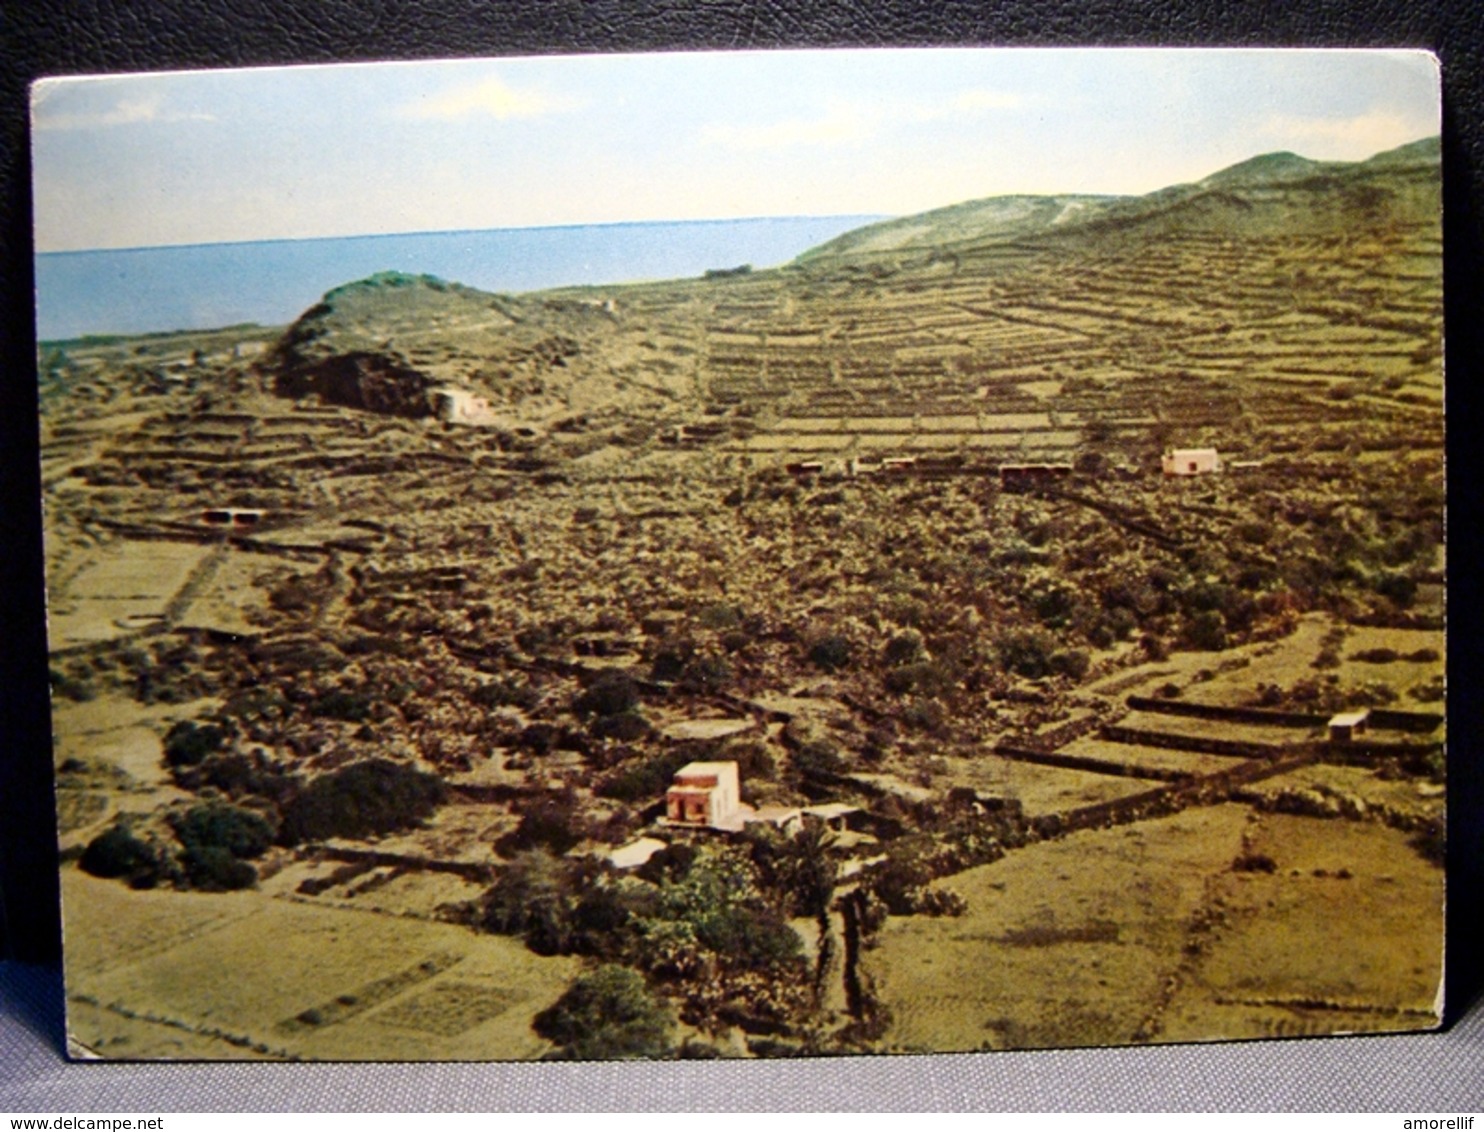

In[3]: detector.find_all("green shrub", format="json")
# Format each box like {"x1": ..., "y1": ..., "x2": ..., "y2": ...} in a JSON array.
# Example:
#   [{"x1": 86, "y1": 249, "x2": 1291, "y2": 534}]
[
  {"x1": 915, "y1": 889, "x2": 968, "y2": 917},
  {"x1": 79, "y1": 824, "x2": 163, "y2": 886},
  {"x1": 497, "y1": 791, "x2": 588, "y2": 857},
  {"x1": 533, "y1": 965, "x2": 673, "y2": 1060},
  {"x1": 1377, "y1": 572, "x2": 1418, "y2": 607},
  {"x1": 170, "y1": 803, "x2": 276, "y2": 859},
  {"x1": 807, "y1": 634, "x2": 852, "y2": 672},
  {"x1": 516, "y1": 723, "x2": 560, "y2": 754},
  {"x1": 883, "y1": 633, "x2": 923, "y2": 666},
  {"x1": 1410, "y1": 815, "x2": 1445, "y2": 866},
  {"x1": 50, "y1": 667, "x2": 98, "y2": 702},
  {"x1": 901, "y1": 698, "x2": 945, "y2": 732},
  {"x1": 677, "y1": 653, "x2": 732, "y2": 694},
  {"x1": 1233, "y1": 852, "x2": 1277, "y2": 874},
  {"x1": 163, "y1": 720, "x2": 227, "y2": 768},
  {"x1": 308, "y1": 689, "x2": 373, "y2": 722},
  {"x1": 596, "y1": 750, "x2": 693, "y2": 802},
  {"x1": 720, "y1": 739, "x2": 776, "y2": 782},
  {"x1": 719, "y1": 629, "x2": 751, "y2": 653},
  {"x1": 1409, "y1": 675, "x2": 1445, "y2": 703},
  {"x1": 997, "y1": 630, "x2": 1056, "y2": 679},
  {"x1": 181, "y1": 751, "x2": 292, "y2": 801},
  {"x1": 794, "y1": 739, "x2": 845, "y2": 777},
  {"x1": 869, "y1": 838, "x2": 937, "y2": 915},
  {"x1": 635, "y1": 842, "x2": 698, "y2": 885},
  {"x1": 884, "y1": 659, "x2": 957, "y2": 697},
  {"x1": 573, "y1": 671, "x2": 640, "y2": 718},
  {"x1": 1185, "y1": 610, "x2": 1228, "y2": 652},
  {"x1": 480, "y1": 849, "x2": 591, "y2": 954},
  {"x1": 181, "y1": 845, "x2": 258, "y2": 891},
  {"x1": 696, "y1": 603, "x2": 743, "y2": 630},
  {"x1": 694, "y1": 904, "x2": 801, "y2": 968},
  {"x1": 1049, "y1": 649, "x2": 1090, "y2": 680},
  {"x1": 470, "y1": 678, "x2": 539, "y2": 710},
  {"x1": 572, "y1": 882, "x2": 661, "y2": 952},
  {"x1": 590, "y1": 712, "x2": 650, "y2": 741},
  {"x1": 279, "y1": 759, "x2": 445, "y2": 844},
  {"x1": 221, "y1": 687, "x2": 290, "y2": 721}
]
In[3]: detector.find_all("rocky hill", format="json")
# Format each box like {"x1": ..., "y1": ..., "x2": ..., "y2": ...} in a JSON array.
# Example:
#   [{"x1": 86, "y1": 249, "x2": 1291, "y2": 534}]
[{"x1": 271, "y1": 271, "x2": 626, "y2": 420}]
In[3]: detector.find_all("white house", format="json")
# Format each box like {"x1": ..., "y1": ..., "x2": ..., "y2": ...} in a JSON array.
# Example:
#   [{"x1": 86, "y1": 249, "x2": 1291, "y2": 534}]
[
  {"x1": 430, "y1": 386, "x2": 496, "y2": 426},
  {"x1": 665, "y1": 761, "x2": 743, "y2": 830},
  {"x1": 1162, "y1": 448, "x2": 1222, "y2": 476}
]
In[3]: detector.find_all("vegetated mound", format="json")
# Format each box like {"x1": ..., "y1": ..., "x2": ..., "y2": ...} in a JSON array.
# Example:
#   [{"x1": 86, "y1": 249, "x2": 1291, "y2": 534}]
[
  {"x1": 268, "y1": 270, "x2": 615, "y2": 419},
  {"x1": 271, "y1": 272, "x2": 511, "y2": 415}
]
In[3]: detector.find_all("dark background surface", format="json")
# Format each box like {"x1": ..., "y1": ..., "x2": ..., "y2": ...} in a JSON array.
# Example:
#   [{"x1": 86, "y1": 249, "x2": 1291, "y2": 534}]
[{"x1": 1, "y1": 0, "x2": 1480, "y2": 1110}]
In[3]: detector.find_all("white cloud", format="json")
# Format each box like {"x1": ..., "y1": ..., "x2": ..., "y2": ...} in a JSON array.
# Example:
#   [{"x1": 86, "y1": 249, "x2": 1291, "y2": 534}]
[
  {"x1": 702, "y1": 88, "x2": 1022, "y2": 152},
  {"x1": 395, "y1": 75, "x2": 582, "y2": 121},
  {"x1": 33, "y1": 92, "x2": 215, "y2": 132},
  {"x1": 1257, "y1": 111, "x2": 1436, "y2": 159},
  {"x1": 702, "y1": 102, "x2": 873, "y2": 151}
]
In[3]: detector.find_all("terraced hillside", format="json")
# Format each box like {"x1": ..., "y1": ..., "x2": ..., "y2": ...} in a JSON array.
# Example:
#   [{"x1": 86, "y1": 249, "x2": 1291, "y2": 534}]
[{"x1": 41, "y1": 137, "x2": 1444, "y2": 1061}]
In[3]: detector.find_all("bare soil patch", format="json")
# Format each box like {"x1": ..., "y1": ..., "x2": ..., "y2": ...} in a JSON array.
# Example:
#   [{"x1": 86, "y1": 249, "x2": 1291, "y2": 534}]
[
  {"x1": 63, "y1": 868, "x2": 577, "y2": 1060},
  {"x1": 863, "y1": 804, "x2": 1252, "y2": 1051},
  {"x1": 1158, "y1": 814, "x2": 1443, "y2": 1042}
]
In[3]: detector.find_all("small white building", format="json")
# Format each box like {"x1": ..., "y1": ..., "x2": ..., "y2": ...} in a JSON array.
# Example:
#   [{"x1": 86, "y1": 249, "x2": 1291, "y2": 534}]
[
  {"x1": 1328, "y1": 710, "x2": 1371, "y2": 743},
  {"x1": 665, "y1": 761, "x2": 743, "y2": 830},
  {"x1": 1162, "y1": 448, "x2": 1222, "y2": 476},
  {"x1": 430, "y1": 386, "x2": 496, "y2": 426}
]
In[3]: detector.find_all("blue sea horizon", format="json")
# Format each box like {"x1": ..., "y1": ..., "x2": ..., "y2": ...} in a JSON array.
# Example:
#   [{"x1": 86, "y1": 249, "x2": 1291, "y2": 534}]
[{"x1": 34, "y1": 215, "x2": 886, "y2": 343}]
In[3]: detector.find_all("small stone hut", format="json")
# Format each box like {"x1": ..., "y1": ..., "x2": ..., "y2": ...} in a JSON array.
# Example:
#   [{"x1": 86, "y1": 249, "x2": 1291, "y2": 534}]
[{"x1": 1162, "y1": 448, "x2": 1222, "y2": 476}]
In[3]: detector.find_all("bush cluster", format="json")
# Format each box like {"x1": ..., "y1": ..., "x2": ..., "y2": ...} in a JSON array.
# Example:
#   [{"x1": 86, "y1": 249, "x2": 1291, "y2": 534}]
[
  {"x1": 79, "y1": 823, "x2": 165, "y2": 888},
  {"x1": 596, "y1": 750, "x2": 693, "y2": 803},
  {"x1": 279, "y1": 759, "x2": 446, "y2": 844},
  {"x1": 163, "y1": 720, "x2": 227, "y2": 768},
  {"x1": 572, "y1": 671, "x2": 640, "y2": 718},
  {"x1": 533, "y1": 965, "x2": 674, "y2": 1060}
]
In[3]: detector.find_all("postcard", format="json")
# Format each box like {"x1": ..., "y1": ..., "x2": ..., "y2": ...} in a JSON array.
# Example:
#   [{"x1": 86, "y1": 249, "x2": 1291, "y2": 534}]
[{"x1": 34, "y1": 48, "x2": 1444, "y2": 1060}]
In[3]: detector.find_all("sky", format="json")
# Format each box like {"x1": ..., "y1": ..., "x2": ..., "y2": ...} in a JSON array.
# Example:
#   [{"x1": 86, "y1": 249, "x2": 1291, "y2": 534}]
[{"x1": 31, "y1": 47, "x2": 1440, "y2": 253}]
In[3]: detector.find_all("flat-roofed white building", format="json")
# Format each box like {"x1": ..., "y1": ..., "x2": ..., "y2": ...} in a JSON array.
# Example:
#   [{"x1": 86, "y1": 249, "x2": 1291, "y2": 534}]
[
  {"x1": 1328, "y1": 710, "x2": 1371, "y2": 743},
  {"x1": 1162, "y1": 448, "x2": 1221, "y2": 476},
  {"x1": 666, "y1": 761, "x2": 742, "y2": 829}
]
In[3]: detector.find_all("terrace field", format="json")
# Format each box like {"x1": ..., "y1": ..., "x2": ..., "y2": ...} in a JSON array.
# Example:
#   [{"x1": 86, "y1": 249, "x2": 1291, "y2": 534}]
[{"x1": 42, "y1": 137, "x2": 1445, "y2": 1060}]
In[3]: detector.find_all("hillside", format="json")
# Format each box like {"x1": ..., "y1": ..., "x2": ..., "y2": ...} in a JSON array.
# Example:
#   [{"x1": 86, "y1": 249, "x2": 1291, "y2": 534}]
[
  {"x1": 796, "y1": 136, "x2": 1440, "y2": 266},
  {"x1": 792, "y1": 194, "x2": 1125, "y2": 262},
  {"x1": 249, "y1": 136, "x2": 1441, "y2": 447}
]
